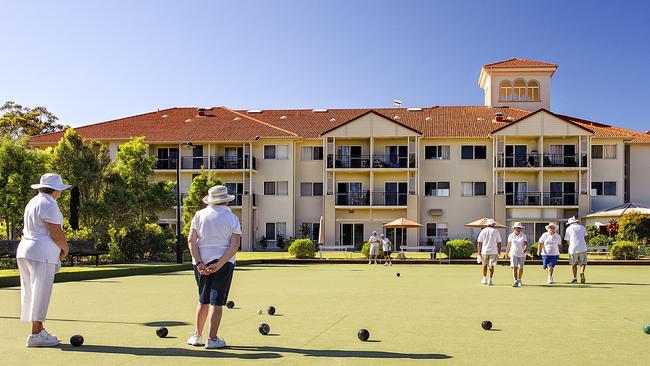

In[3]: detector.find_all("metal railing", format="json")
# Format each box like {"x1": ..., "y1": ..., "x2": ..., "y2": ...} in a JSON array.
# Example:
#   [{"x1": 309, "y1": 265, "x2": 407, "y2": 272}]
[
  {"x1": 505, "y1": 192, "x2": 578, "y2": 206},
  {"x1": 543, "y1": 154, "x2": 588, "y2": 167},
  {"x1": 371, "y1": 154, "x2": 415, "y2": 168},
  {"x1": 335, "y1": 192, "x2": 370, "y2": 206},
  {"x1": 156, "y1": 156, "x2": 256, "y2": 170},
  {"x1": 372, "y1": 191, "x2": 408, "y2": 206},
  {"x1": 210, "y1": 156, "x2": 256, "y2": 170},
  {"x1": 155, "y1": 158, "x2": 178, "y2": 170},
  {"x1": 327, "y1": 154, "x2": 371, "y2": 168},
  {"x1": 496, "y1": 153, "x2": 541, "y2": 168}
]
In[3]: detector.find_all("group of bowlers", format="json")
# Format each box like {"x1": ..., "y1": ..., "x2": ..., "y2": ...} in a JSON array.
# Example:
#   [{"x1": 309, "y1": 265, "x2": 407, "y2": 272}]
[{"x1": 477, "y1": 217, "x2": 589, "y2": 286}]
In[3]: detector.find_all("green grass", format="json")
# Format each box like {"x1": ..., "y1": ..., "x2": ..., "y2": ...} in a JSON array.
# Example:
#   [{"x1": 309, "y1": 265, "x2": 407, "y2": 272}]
[{"x1": 1, "y1": 264, "x2": 648, "y2": 365}]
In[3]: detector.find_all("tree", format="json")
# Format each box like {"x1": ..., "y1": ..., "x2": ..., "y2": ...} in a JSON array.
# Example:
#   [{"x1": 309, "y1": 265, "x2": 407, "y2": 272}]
[
  {"x1": 181, "y1": 170, "x2": 223, "y2": 236},
  {"x1": 1, "y1": 101, "x2": 65, "y2": 139},
  {"x1": 617, "y1": 213, "x2": 650, "y2": 244},
  {"x1": 0, "y1": 139, "x2": 47, "y2": 239}
]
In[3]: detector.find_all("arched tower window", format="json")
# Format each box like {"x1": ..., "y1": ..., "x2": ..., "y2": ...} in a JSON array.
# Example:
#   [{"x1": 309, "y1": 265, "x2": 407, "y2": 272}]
[
  {"x1": 513, "y1": 79, "x2": 526, "y2": 101},
  {"x1": 499, "y1": 80, "x2": 513, "y2": 101},
  {"x1": 527, "y1": 80, "x2": 539, "y2": 101}
]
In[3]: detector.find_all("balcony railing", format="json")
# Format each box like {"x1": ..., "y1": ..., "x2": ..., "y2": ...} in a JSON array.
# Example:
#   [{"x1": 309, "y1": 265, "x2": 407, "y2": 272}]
[
  {"x1": 372, "y1": 191, "x2": 408, "y2": 206},
  {"x1": 210, "y1": 156, "x2": 256, "y2": 170},
  {"x1": 496, "y1": 153, "x2": 541, "y2": 168},
  {"x1": 335, "y1": 191, "x2": 370, "y2": 206},
  {"x1": 543, "y1": 154, "x2": 588, "y2": 168},
  {"x1": 327, "y1": 154, "x2": 371, "y2": 169},
  {"x1": 371, "y1": 154, "x2": 415, "y2": 168},
  {"x1": 156, "y1": 158, "x2": 178, "y2": 170},
  {"x1": 505, "y1": 192, "x2": 578, "y2": 206},
  {"x1": 156, "y1": 156, "x2": 256, "y2": 170}
]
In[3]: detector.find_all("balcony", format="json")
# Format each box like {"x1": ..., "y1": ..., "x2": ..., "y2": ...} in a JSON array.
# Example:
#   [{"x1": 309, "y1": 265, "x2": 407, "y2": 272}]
[
  {"x1": 210, "y1": 156, "x2": 256, "y2": 170},
  {"x1": 371, "y1": 191, "x2": 408, "y2": 206},
  {"x1": 336, "y1": 192, "x2": 370, "y2": 206},
  {"x1": 542, "y1": 154, "x2": 588, "y2": 168},
  {"x1": 327, "y1": 154, "x2": 371, "y2": 169},
  {"x1": 155, "y1": 156, "x2": 256, "y2": 170},
  {"x1": 335, "y1": 191, "x2": 408, "y2": 206},
  {"x1": 495, "y1": 153, "x2": 588, "y2": 168},
  {"x1": 505, "y1": 192, "x2": 578, "y2": 206},
  {"x1": 156, "y1": 158, "x2": 178, "y2": 170},
  {"x1": 371, "y1": 155, "x2": 415, "y2": 169},
  {"x1": 496, "y1": 153, "x2": 541, "y2": 168}
]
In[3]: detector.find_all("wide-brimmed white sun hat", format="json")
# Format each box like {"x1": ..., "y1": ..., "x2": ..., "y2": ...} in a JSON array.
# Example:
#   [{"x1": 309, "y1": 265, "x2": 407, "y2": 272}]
[
  {"x1": 545, "y1": 222, "x2": 558, "y2": 230},
  {"x1": 511, "y1": 222, "x2": 524, "y2": 229},
  {"x1": 485, "y1": 218, "x2": 496, "y2": 227},
  {"x1": 31, "y1": 173, "x2": 70, "y2": 191},
  {"x1": 566, "y1": 216, "x2": 579, "y2": 225},
  {"x1": 202, "y1": 185, "x2": 235, "y2": 205}
]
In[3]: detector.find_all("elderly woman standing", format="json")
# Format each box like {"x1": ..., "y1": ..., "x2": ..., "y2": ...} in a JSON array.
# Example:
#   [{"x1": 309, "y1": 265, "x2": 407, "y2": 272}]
[
  {"x1": 16, "y1": 173, "x2": 70, "y2": 347},
  {"x1": 186, "y1": 185, "x2": 241, "y2": 349},
  {"x1": 537, "y1": 223, "x2": 561, "y2": 284}
]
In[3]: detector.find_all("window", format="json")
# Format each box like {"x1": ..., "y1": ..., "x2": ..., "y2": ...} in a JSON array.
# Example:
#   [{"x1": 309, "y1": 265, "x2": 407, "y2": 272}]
[
  {"x1": 513, "y1": 79, "x2": 526, "y2": 101},
  {"x1": 424, "y1": 182, "x2": 450, "y2": 196},
  {"x1": 300, "y1": 182, "x2": 323, "y2": 196},
  {"x1": 265, "y1": 223, "x2": 276, "y2": 240},
  {"x1": 499, "y1": 80, "x2": 513, "y2": 101},
  {"x1": 301, "y1": 146, "x2": 323, "y2": 160},
  {"x1": 591, "y1": 182, "x2": 616, "y2": 196},
  {"x1": 264, "y1": 181, "x2": 288, "y2": 195},
  {"x1": 461, "y1": 145, "x2": 487, "y2": 159},
  {"x1": 592, "y1": 145, "x2": 616, "y2": 159},
  {"x1": 426, "y1": 223, "x2": 436, "y2": 237},
  {"x1": 302, "y1": 222, "x2": 320, "y2": 241},
  {"x1": 425, "y1": 145, "x2": 450, "y2": 160},
  {"x1": 527, "y1": 80, "x2": 539, "y2": 101},
  {"x1": 264, "y1": 145, "x2": 288, "y2": 159},
  {"x1": 265, "y1": 222, "x2": 287, "y2": 242},
  {"x1": 426, "y1": 223, "x2": 448, "y2": 237},
  {"x1": 462, "y1": 182, "x2": 487, "y2": 196},
  {"x1": 264, "y1": 181, "x2": 276, "y2": 195}
]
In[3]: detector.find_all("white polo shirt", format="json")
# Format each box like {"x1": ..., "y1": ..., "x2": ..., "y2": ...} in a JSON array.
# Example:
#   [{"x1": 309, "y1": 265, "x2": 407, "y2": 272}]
[
  {"x1": 190, "y1": 204, "x2": 242, "y2": 264},
  {"x1": 564, "y1": 224, "x2": 588, "y2": 254},
  {"x1": 538, "y1": 232, "x2": 561, "y2": 256},
  {"x1": 368, "y1": 235, "x2": 380, "y2": 246},
  {"x1": 507, "y1": 232, "x2": 528, "y2": 257},
  {"x1": 382, "y1": 238, "x2": 391, "y2": 252},
  {"x1": 16, "y1": 192, "x2": 64, "y2": 264},
  {"x1": 477, "y1": 227, "x2": 502, "y2": 255}
]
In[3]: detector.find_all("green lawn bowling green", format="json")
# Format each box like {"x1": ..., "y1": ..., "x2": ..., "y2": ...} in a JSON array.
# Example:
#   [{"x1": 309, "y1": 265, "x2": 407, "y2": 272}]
[{"x1": 0, "y1": 264, "x2": 648, "y2": 366}]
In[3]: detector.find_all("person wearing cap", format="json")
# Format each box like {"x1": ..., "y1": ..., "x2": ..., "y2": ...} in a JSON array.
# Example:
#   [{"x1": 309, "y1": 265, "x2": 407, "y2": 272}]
[
  {"x1": 505, "y1": 222, "x2": 528, "y2": 287},
  {"x1": 538, "y1": 223, "x2": 561, "y2": 284},
  {"x1": 368, "y1": 230, "x2": 381, "y2": 265},
  {"x1": 476, "y1": 218, "x2": 502, "y2": 285},
  {"x1": 16, "y1": 173, "x2": 70, "y2": 347},
  {"x1": 380, "y1": 233, "x2": 392, "y2": 266},
  {"x1": 186, "y1": 185, "x2": 242, "y2": 349},
  {"x1": 564, "y1": 216, "x2": 589, "y2": 284}
]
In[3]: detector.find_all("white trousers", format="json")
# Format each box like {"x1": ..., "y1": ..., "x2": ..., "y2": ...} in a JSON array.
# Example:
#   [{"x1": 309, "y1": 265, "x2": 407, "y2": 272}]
[{"x1": 17, "y1": 258, "x2": 58, "y2": 322}]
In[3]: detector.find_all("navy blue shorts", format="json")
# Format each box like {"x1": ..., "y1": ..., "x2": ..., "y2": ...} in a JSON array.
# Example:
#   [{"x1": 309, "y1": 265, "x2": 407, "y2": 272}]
[
  {"x1": 194, "y1": 260, "x2": 235, "y2": 306},
  {"x1": 542, "y1": 255, "x2": 559, "y2": 269}
]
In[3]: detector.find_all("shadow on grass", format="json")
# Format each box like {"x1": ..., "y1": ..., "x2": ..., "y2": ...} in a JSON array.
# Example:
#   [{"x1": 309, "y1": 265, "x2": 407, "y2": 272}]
[
  {"x1": 59, "y1": 344, "x2": 280, "y2": 359},
  {"x1": 142, "y1": 321, "x2": 190, "y2": 327},
  {"x1": 228, "y1": 345, "x2": 451, "y2": 359},
  {"x1": 0, "y1": 316, "x2": 190, "y2": 328}
]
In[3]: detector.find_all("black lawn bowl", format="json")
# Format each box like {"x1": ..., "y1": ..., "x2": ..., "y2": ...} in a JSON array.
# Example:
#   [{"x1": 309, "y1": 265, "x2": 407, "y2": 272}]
[
  {"x1": 70, "y1": 335, "x2": 84, "y2": 347},
  {"x1": 358, "y1": 329, "x2": 370, "y2": 341},
  {"x1": 226, "y1": 301, "x2": 235, "y2": 309},
  {"x1": 267, "y1": 306, "x2": 276, "y2": 315},
  {"x1": 259, "y1": 323, "x2": 270, "y2": 335},
  {"x1": 396, "y1": 273, "x2": 400, "y2": 277},
  {"x1": 481, "y1": 321, "x2": 493, "y2": 331},
  {"x1": 156, "y1": 327, "x2": 169, "y2": 338},
  {"x1": 644, "y1": 324, "x2": 650, "y2": 334}
]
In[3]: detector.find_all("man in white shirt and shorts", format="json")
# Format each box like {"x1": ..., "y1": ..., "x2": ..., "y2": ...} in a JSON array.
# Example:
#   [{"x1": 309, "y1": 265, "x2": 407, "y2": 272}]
[
  {"x1": 505, "y1": 222, "x2": 528, "y2": 287},
  {"x1": 476, "y1": 219, "x2": 502, "y2": 286},
  {"x1": 564, "y1": 216, "x2": 589, "y2": 284},
  {"x1": 368, "y1": 231, "x2": 380, "y2": 265}
]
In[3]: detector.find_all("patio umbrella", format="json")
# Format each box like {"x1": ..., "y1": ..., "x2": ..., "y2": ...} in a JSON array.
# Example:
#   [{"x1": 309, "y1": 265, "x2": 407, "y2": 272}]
[
  {"x1": 382, "y1": 217, "x2": 422, "y2": 228},
  {"x1": 465, "y1": 217, "x2": 506, "y2": 228},
  {"x1": 583, "y1": 202, "x2": 650, "y2": 218}
]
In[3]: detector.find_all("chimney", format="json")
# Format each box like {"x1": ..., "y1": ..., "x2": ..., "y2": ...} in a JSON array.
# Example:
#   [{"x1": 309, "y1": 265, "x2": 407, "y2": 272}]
[
  {"x1": 495, "y1": 112, "x2": 504, "y2": 122},
  {"x1": 197, "y1": 107, "x2": 207, "y2": 117}
]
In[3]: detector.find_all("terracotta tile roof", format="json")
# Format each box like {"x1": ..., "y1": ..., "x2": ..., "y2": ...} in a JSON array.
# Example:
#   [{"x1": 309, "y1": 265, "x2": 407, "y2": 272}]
[
  {"x1": 483, "y1": 58, "x2": 558, "y2": 68},
  {"x1": 28, "y1": 105, "x2": 650, "y2": 144}
]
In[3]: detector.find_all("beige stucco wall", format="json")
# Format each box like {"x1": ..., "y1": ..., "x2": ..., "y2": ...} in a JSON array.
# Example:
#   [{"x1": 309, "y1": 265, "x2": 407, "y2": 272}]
[
  {"x1": 484, "y1": 71, "x2": 552, "y2": 111},
  {"x1": 590, "y1": 139, "x2": 626, "y2": 211},
  {"x1": 294, "y1": 140, "x2": 325, "y2": 234},
  {"x1": 629, "y1": 144, "x2": 650, "y2": 206},
  {"x1": 323, "y1": 113, "x2": 418, "y2": 138}
]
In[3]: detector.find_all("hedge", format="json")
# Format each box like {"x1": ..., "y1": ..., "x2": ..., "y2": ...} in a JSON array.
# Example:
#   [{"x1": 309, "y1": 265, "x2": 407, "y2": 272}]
[
  {"x1": 610, "y1": 241, "x2": 639, "y2": 260},
  {"x1": 288, "y1": 239, "x2": 316, "y2": 259},
  {"x1": 444, "y1": 239, "x2": 474, "y2": 259}
]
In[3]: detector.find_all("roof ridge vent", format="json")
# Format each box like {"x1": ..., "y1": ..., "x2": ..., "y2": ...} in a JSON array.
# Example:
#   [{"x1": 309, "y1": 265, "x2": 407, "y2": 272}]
[
  {"x1": 312, "y1": 108, "x2": 328, "y2": 112},
  {"x1": 407, "y1": 107, "x2": 422, "y2": 112},
  {"x1": 247, "y1": 109, "x2": 262, "y2": 113}
]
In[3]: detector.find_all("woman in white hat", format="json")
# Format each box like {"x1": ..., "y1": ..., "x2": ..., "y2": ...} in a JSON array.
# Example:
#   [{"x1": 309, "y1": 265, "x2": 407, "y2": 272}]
[
  {"x1": 505, "y1": 222, "x2": 528, "y2": 287},
  {"x1": 537, "y1": 222, "x2": 561, "y2": 284},
  {"x1": 16, "y1": 173, "x2": 70, "y2": 347},
  {"x1": 186, "y1": 185, "x2": 241, "y2": 349}
]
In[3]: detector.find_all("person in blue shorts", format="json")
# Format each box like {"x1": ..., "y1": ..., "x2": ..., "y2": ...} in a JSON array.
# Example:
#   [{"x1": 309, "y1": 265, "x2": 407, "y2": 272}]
[{"x1": 537, "y1": 222, "x2": 561, "y2": 284}]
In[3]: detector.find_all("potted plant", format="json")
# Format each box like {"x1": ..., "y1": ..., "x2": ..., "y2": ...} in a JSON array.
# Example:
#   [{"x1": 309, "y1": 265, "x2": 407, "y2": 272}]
[{"x1": 259, "y1": 235, "x2": 267, "y2": 250}]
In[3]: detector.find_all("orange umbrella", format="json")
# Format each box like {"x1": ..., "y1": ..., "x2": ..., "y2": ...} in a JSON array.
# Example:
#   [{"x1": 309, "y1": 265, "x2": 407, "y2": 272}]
[
  {"x1": 465, "y1": 217, "x2": 506, "y2": 228},
  {"x1": 383, "y1": 217, "x2": 423, "y2": 229}
]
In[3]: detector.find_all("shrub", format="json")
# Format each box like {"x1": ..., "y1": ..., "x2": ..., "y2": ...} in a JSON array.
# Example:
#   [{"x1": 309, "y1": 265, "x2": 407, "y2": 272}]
[
  {"x1": 444, "y1": 239, "x2": 473, "y2": 259},
  {"x1": 361, "y1": 241, "x2": 383, "y2": 258},
  {"x1": 610, "y1": 241, "x2": 639, "y2": 260},
  {"x1": 617, "y1": 213, "x2": 650, "y2": 243},
  {"x1": 586, "y1": 225, "x2": 600, "y2": 239},
  {"x1": 288, "y1": 239, "x2": 316, "y2": 259},
  {"x1": 589, "y1": 234, "x2": 613, "y2": 247},
  {"x1": 529, "y1": 243, "x2": 540, "y2": 259},
  {"x1": 108, "y1": 222, "x2": 175, "y2": 262}
]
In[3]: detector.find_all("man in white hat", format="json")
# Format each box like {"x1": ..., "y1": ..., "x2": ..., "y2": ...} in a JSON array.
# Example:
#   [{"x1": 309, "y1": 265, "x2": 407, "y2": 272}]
[
  {"x1": 186, "y1": 185, "x2": 241, "y2": 349},
  {"x1": 476, "y1": 218, "x2": 502, "y2": 285},
  {"x1": 564, "y1": 216, "x2": 589, "y2": 283},
  {"x1": 505, "y1": 222, "x2": 528, "y2": 287},
  {"x1": 537, "y1": 223, "x2": 561, "y2": 284},
  {"x1": 17, "y1": 173, "x2": 70, "y2": 347},
  {"x1": 368, "y1": 230, "x2": 381, "y2": 265}
]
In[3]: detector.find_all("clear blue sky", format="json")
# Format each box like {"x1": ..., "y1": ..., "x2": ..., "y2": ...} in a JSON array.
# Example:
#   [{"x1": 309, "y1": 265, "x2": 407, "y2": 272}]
[{"x1": 2, "y1": 0, "x2": 649, "y2": 132}]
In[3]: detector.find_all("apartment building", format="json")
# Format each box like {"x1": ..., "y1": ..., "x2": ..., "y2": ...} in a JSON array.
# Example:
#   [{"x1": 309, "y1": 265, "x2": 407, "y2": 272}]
[{"x1": 30, "y1": 58, "x2": 650, "y2": 251}]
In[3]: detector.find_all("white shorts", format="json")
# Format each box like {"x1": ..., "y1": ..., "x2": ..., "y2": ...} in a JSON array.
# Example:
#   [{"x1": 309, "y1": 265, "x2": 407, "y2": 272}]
[
  {"x1": 510, "y1": 256, "x2": 526, "y2": 268},
  {"x1": 569, "y1": 252, "x2": 588, "y2": 266},
  {"x1": 369, "y1": 244, "x2": 380, "y2": 256},
  {"x1": 481, "y1": 254, "x2": 499, "y2": 267},
  {"x1": 17, "y1": 258, "x2": 59, "y2": 322}
]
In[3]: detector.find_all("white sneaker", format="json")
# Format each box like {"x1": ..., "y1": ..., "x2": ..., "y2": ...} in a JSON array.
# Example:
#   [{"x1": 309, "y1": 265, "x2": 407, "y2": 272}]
[
  {"x1": 513, "y1": 280, "x2": 518, "y2": 287},
  {"x1": 481, "y1": 277, "x2": 487, "y2": 285},
  {"x1": 187, "y1": 334, "x2": 204, "y2": 346},
  {"x1": 205, "y1": 337, "x2": 226, "y2": 349},
  {"x1": 388, "y1": 262, "x2": 392, "y2": 266},
  {"x1": 41, "y1": 329, "x2": 59, "y2": 342},
  {"x1": 487, "y1": 278, "x2": 493, "y2": 286},
  {"x1": 384, "y1": 262, "x2": 388, "y2": 266},
  {"x1": 368, "y1": 260, "x2": 371, "y2": 265},
  {"x1": 26, "y1": 331, "x2": 60, "y2": 347},
  {"x1": 517, "y1": 280, "x2": 523, "y2": 287},
  {"x1": 547, "y1": 276, "x2": 553, "y2": 284}
]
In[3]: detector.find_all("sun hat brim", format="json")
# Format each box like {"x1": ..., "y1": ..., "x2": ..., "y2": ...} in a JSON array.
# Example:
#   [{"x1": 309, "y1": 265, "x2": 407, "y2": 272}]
[
  {"x1": 202, "y1": 194, "x2": 236, "y2": 205},
  {"x1": 512, "y1": 224, "x2": 524, "y2": 229},
  {"x1": 31, "y1": 183, "x2": 71, "y2": 191},
  {"x1": 545, "y1": 223, "x2": 558, "y2": 230}
]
